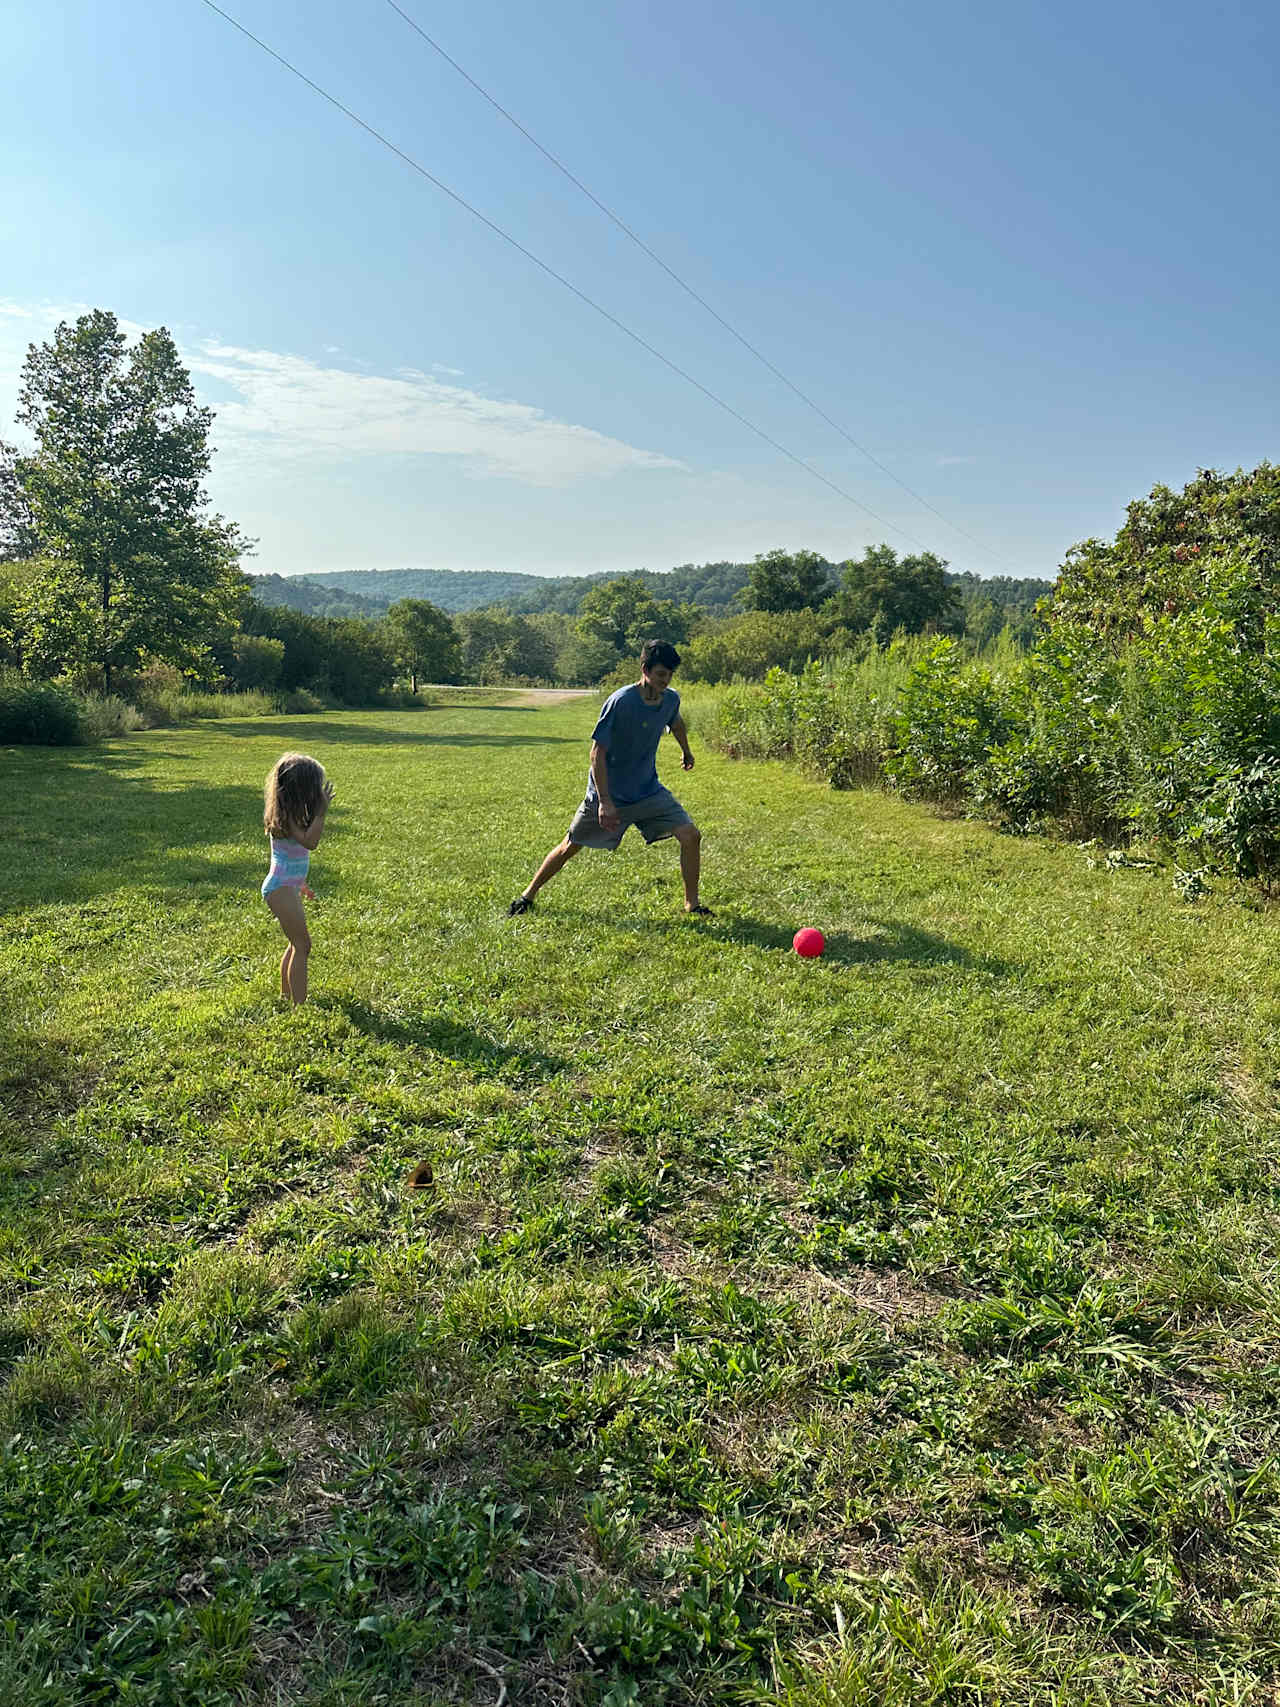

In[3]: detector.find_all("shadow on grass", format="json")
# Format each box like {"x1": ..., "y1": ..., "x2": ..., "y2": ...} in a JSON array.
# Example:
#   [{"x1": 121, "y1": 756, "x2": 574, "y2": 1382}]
[
  {"x1": 198, "y1": 719, "x2": 573, "y2": 747},
  {"x1": 549, "y1": 906, "x2": 1011, "y2": 975},
  {"x1": 337, "y1": 999, "x2": 567, "y2": 1077},
  {"x1": 0, "y1": 756, "x2": 265, "y2": 917}
]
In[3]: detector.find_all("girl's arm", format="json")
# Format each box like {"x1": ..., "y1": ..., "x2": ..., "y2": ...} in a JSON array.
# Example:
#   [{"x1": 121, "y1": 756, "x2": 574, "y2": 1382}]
[{"x1": 295, "y1": 782, "x2": 335, "y2": 850}]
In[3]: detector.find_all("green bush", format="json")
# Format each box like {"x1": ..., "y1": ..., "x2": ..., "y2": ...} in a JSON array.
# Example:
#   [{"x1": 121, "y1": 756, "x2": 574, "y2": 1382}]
[
  {"x1": 974, "y1": 638, "x2": 1129, "y2": 837},
  {"x1": 692, "y1": 638, "x2": 934, "y2": 787},
  {"x1": 1114, "y1": 558, "x2": 1280, "y2": 875},
  {"x1": 0, "y1": 672, "x2": 83, "y2": 745},
  {"x1": 229, "y1": 633, "x2": 285, "y2": 691},
  {"x1": 277, "y1": 687, "x2": 329, "y2": 715},
  {"x1": 76, "y1": 693, "x2": 148, "y2": 739},
  {"x1": 883, "y1": 640, "x2": 1013, "y2": 804}
]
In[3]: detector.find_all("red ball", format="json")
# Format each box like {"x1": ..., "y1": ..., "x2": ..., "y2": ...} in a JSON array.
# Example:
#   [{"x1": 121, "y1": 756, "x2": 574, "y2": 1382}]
[{"x1": 793, "y1": 927, "x2": 825, "y2": 958}]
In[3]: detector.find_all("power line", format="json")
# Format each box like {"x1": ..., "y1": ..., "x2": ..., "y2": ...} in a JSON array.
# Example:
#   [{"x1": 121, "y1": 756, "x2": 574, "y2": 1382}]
[
  {"x1": 198, "y1": 0, "x2": 936, "y2": 550},
  {"x1": 383, "y1": 0, "x2": 1010, "y2": 570}
]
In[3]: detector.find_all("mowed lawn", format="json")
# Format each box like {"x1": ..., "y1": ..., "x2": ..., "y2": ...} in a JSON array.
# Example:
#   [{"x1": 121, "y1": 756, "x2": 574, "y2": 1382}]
[{"x1": 1, "y1": 695, "x2": 1279, "y2": 1706}]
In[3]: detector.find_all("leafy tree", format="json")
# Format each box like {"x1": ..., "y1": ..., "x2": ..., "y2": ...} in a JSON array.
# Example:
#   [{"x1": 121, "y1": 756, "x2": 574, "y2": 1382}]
[
  {"x1": 456, "y1": 609, "x2": 557, "y2": 683},
  {"x1": 0, "y1": 559, "x2": 40, "y2": 670},
  {"x1": 679, "y1": 609, "x2": 827, "y2": 682},
  {"x1": 241, "y1": 602, "x2": 332, "y2": 691},
  {"x1": 0, "y1": 441, "x2": 41, "y2": 563},
  {"x1": 1046, "y1": 463, "x2": 1280, "y2": 648},
  {"x1": 382, "y1": 598, "x2": 461, "y2": 691},
  {"x1": 828, "y1": 544, "x2": 960, "y2": 638},
  {"x1": 228, "y1": 633, "x2": 285, "y2": 692},
  {"x1": 743, "y1": 548, "x2": 833, "y2": 614},
  {"x1": 324, "y1": 619, "x2": 397, "y2": 703},
  {"x1": 575, "y1": 575, "x2": 692, "y2": 661},
  {"x1": 15, "y1": 310, "x2": 247, "y2": 688}
]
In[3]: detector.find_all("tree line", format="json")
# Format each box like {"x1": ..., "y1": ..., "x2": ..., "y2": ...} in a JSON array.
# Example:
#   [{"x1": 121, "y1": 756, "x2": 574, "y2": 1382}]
[{"x1": 1, "y1": 308, "x2": 1049, "y2": 729}]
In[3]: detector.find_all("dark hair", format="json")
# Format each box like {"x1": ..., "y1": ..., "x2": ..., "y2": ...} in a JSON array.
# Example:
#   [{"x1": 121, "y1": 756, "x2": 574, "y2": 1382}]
[
  {"x1": 641, "y1": 639, "x2": 681, "y2": 672},
  {"x1": 264, "y1": 752, "x2": 326, "y2": 839}
]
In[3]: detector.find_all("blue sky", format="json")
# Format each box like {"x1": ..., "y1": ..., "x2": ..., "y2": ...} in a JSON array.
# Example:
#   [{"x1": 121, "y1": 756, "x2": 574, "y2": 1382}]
[{"x1": 3, "y1": 0, "x2": 1277, "y2": 580}]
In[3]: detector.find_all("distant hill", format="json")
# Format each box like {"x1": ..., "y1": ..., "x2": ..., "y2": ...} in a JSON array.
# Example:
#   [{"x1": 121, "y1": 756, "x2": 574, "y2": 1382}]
[
  {"x1": 249, "y1": 573, "x2": 390, "y2": 619},
  {"x1": 249, "y1": 564, "x2": 1055, "y2": 625},
  {"x1": 249, "y1": 563, "x2": 754, "y2": 618},
  {"x1": 252, "y1": 569, "x2": 550, "y2": 614}
]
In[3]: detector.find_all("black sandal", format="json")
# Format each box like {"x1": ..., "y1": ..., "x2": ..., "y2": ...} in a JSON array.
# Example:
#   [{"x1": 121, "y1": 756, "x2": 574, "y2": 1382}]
[
  {"x1": 507, "y1": 894, "x2": 534, "y2": 916},
  {"x1": 685, "y1": 903, "x2": 714, "y2": 916}
]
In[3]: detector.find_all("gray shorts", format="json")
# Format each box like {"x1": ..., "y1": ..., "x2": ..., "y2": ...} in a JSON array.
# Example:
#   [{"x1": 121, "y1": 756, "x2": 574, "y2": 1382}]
[{"x1": 568, "y1": 786, "x2": 693, "y2": 851}]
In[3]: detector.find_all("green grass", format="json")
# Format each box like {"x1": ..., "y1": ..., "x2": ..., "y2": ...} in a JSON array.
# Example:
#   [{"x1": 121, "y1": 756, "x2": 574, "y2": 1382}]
[{"x1": 1, "y1": 696, "x2": 1279, "y2": 1705}]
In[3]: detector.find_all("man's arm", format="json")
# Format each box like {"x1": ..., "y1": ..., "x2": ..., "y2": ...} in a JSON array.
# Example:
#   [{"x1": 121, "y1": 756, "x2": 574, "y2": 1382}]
[
  {"x1": 669, "y1": 714, "x2": 694, "y2": 770},
  {"x1": 590, "y1": 741, "x2": 620, "y2": 828}
]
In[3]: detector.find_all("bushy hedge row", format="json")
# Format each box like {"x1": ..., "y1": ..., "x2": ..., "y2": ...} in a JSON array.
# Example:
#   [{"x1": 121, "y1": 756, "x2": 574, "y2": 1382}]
[
  {"x1": 0, "y1": 668, "x2": 393, "y2": 746},
  {"x1": 695, "y1": 566, "x2": 1279, "y2": 882},
  {"x1": 0, "y1": 672, "x2": 83, "y2": 744}
]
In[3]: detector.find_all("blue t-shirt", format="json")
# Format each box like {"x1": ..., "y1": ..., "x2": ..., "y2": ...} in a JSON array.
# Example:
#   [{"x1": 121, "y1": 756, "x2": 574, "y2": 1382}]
[{"x1": 587, "y1": 683, "x2": 681, "y2": 805}]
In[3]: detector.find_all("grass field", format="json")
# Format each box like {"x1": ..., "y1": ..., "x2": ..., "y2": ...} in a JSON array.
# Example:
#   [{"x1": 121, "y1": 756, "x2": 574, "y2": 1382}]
[{"x1": 2, "y1": 695, "x2": 1279, "y2": 1705}]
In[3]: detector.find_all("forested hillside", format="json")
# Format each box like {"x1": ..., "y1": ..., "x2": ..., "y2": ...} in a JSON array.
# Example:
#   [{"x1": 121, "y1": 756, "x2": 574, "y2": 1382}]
[
  {"x1": 250, "y1": 573, "x2": 388, "y2": 620},
  {"x1": 249, "y1": 562, "x2": 753, "y2": 616},
  {"x1": 254, "y1": 568, "x2": 551, "y2": 612},
  {"x1": 252, "y1": 561, "x2": 1052, "y2": 625}
]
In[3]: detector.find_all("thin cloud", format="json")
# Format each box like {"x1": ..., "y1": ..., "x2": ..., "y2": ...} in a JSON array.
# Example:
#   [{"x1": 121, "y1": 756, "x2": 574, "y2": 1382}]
[
  {"x1": 936, "y1": 454, "x2": 977, "y2": 467},
  {"x1": 0, "y1": 304, "x2": 682, "y2": 488},
  {"x1": 188, "y1": 341, "x2": 684, "y2": 486}
]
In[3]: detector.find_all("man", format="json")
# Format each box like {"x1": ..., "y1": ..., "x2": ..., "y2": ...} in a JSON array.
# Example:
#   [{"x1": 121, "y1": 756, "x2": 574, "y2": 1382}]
[{"x1": 507, "y1": 639, "x2": 711, "y2": 917}]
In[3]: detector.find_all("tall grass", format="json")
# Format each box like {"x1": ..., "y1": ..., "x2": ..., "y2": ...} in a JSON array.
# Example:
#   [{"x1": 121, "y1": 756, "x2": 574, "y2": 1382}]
[{"x1": 688, "y1": 633, "x2": 1023, "y2": 789}]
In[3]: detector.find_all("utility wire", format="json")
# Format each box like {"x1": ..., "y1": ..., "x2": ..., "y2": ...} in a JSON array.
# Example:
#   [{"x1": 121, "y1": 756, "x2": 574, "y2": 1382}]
[
  {"x1": 384, "y1": 0, "x2": 1009, "y2": 569},
  {"x1": 199, "y1": 0, "x2": 934, "y2": 548}
]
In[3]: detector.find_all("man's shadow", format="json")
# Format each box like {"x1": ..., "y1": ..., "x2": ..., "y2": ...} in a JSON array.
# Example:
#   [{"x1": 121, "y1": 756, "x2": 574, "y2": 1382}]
[
  {"x1": 337, "y1": 1000, "x2": 567, "y2": 1078},
  {"x1": 617, "y1": 911, "x2": 1011, "y2": 976}
]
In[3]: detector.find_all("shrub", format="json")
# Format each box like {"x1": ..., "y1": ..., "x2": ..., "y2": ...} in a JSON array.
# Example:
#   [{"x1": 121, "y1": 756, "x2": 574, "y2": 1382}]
[
  {"x1": 692, "y1": 637, "x2": 934, "y2": 787},
  {"x1": 0, "y1": 672, "x2": 82, "y2": 745},
  {"x1": 680, "y1": 609, "x2": 826, "y2": 683},
  {"x1": 124, "y1": 660, "x2": 189, "y2": 726},
  {"x1": 229, "y1": 633, "x2": 285, "y2": 691},
  {"x1": 76, "y1": 693, "x2": 148, "y2": 739},
  {"x1": 277, "y1": 687, "x2": 329, "y2": 715},
  {"x1": 974, "y1": 638, "x2": 1129, "y2": 837},
  {"x1": 885, "y1": 640, "x2": 1013, "y2": 804}
]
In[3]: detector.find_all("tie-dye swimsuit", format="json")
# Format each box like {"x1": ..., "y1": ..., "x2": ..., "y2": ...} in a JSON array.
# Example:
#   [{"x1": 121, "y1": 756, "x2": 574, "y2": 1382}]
[{"x1": 261, "y1": 837, "x2": 310, "y2": 898}]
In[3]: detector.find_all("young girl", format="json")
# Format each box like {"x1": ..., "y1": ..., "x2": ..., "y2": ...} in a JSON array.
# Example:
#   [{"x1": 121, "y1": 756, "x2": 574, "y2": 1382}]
[{"x1": 262, "y1": 752, "x2": 334, "y2": 1005}]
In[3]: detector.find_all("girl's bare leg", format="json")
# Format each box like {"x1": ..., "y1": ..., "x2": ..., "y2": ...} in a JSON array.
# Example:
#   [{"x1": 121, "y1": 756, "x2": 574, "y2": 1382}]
[{"x1": 268, "y1": 889, "x2": 312, "y2": 1005}]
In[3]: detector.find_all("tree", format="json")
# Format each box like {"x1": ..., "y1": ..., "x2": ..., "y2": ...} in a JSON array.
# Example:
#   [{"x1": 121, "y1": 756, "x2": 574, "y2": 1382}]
[
  {"x1": 15, "y1": 310, "x2": 247, "y2": 689},
  {"x1": 742, "y1": 548, "x2": 833, "y2": 613},
  {"x1": 828, "y1": 544, "x2": 960, "y2": 637},
  {"x1": 228, "y1": 633, "x2": 285, "y2": 692},
  {"x1": 679, "y1": 609, "x2": 826, "y2": 682},
  {"x1": 456, "y1": 609, "x2": 557, "y2": 684},
  {"x1": 382, "y1": 598, "x2": 461, "y2": 691},
  {"x1": 323, "y1": 620, "x2": 397, "y2": 703},
  {"x1": 0, "y1": 440, "x2": 41, "y2": 563},
  {"x1": 575, "y1": 575, "x2": 692, "y2": 661},
  {"x1": 1046, "y1": 463, "x2": 1280, "y2": 649}
]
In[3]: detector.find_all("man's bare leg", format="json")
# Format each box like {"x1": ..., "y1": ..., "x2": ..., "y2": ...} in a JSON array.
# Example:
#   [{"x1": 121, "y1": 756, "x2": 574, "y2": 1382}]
[
  {"x1": 674, "y1": 823, "x2": 703, "y2": 911},
  {"x1": 511, "y1": 837, "x2": 583, "y2": 911}
]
